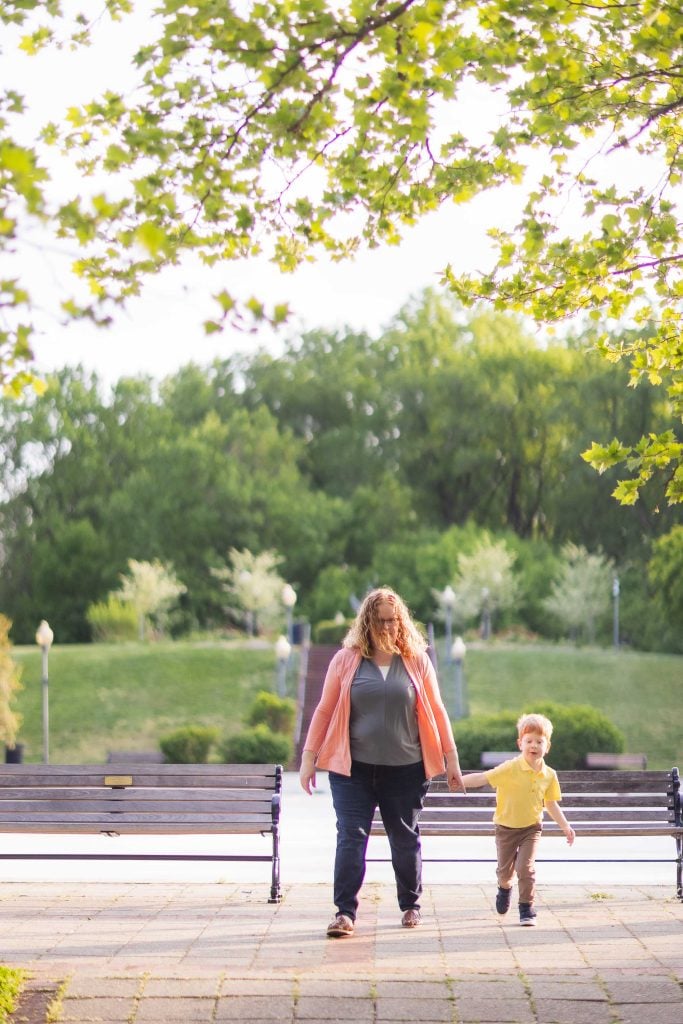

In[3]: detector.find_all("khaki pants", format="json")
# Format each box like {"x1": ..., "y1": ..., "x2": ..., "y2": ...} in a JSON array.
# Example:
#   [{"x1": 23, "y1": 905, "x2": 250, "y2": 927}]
[{"x1": 494, "y1": 823, "x2": 542, "y2": 904}]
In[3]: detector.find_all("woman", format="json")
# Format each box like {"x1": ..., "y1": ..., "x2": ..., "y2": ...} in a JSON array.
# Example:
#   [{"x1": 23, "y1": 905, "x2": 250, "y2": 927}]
[{"x1": 299, "y1": 587, "x2": 464, "y2": 937}]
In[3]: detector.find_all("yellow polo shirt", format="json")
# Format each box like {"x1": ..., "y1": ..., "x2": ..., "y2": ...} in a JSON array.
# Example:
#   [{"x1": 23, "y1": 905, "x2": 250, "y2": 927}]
[{"x1": 485, "y1": 755, "x2": 561, "y2": 828}]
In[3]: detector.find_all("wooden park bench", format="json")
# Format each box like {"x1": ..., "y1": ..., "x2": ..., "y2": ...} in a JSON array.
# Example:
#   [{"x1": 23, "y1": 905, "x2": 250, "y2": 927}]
[
  {"x1": 0, "y1": 762, "x2": 283, "y2": 902},
  {"x1": 370, "y1": 767, "x2": 683, "y2": 900},
  {"x1": 482, "y1": 751, "x2": 649, "y2": 770}
]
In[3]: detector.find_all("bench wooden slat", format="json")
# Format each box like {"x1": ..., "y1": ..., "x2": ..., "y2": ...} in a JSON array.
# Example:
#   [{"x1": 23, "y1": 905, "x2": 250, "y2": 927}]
[
  {"x1": 0, "y1": 763, "x2": 278, "y2": 774},
  {"x1": 411, "y1": 823, "x2": 683, "y2": 831},
  {"x1": 0, "y1": 767, "x2": 280, "y2": 789},
  {"x1": 482, "y1": 752, "x2": 649, "y2": 770},
  {"x1": 0, "y1": 802, "x2": 274, "y2": 819},
  {"x1": 424, "y1": 793, "x2": 670, "y2": 808},
  {"x1": 428, "y1": 770, "x2": 671, "y2": 792},
  {"x1": 0, "y1": 822, "x2": 277, "y2": 835},
  {"x1": 0, "y1": 787, "x2": 277, "y2": 805},
  {"x1": 0, "y1": 797, "x2": 274, "y2": 813},
  {"x1": 418, "y1": 809, "x2": 671, "y2": 824}
]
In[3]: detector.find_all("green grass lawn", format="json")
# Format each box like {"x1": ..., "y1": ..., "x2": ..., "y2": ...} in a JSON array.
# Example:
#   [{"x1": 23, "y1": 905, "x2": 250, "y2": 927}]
[
  {"x1": 440, "y1": 643, "x2": 683, "y2": 770},
  {"x1": 9, "y1": 639, "x2": 682, "y2": 770},
  {"x1": 11, "y1": 640, "x2": 284, "y2": 763}
]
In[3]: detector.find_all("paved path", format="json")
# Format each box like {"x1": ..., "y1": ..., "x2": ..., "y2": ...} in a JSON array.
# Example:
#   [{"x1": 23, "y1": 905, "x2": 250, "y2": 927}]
[{"x1": 2, "y1": 881, "x2": 682, "y2": 1023}]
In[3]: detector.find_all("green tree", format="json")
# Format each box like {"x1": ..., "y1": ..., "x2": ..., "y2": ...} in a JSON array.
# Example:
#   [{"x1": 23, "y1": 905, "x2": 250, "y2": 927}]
[
  {"x1": 450, "y1": 536, "x2": 521, "y2": 637},
  {"x1": 240, "y1": 329, "x2": 390, "y2": 497},
  {"x1": 378, "y1": 300, "x2": 576, "y2": 534},
  {"x1": 381, "y1": 299, "x2": 675, "y2": 551},
  {"x1": 543, "y1": 544, "x2": 614, "y2": 645},
  {"x1": 118, "y1": 559, "x2": 186, "y2": 641},
  {"x1": 368, "y1": 521, "x2": 490, "y2": 626},
  {"x1": 305, "y1": 564, "x2": 365, "y2": 627},
  {"x1": 4, "y1": 1, "x2": 682, "y2": 501},
  {"x1": 213, "y1": 548, "x2": 286, "y2": 636},
  {"x1": 0, "y1": 362, "x2": 343, "y2": 640},
  {"x1": 0, "y1": 615, "x2": 22, "y2": 751},
  {"x1": 0, "y1": 369, "x2": 176, "y2": 641},
  {"x1": 648, "y1": 526, "x2": 683, "y2": 634}
]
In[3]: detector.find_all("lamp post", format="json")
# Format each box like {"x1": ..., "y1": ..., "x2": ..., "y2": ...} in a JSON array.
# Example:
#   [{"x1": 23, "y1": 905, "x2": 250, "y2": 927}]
[
  {"x1": 451, "y1": 636, "x2": 467, "y2": 719},
  {"x1": 281, "y1": 583, "x2": 297, "y2": 644},
  {"x1": 274, "y1": 634, "x2": 291, "y2": 698},
  {"x1": 612, "y1": 576, "x2": 620, "y2": 651},
  {"x1": 35, "y1": 619, "x2": 54, "y2": 764},
  {"x1": 480, "y1": 587, "x2": 491, "y2": 641},
  {"x1": 441, "y1": 585, "x2": 456, "y2": 662}
]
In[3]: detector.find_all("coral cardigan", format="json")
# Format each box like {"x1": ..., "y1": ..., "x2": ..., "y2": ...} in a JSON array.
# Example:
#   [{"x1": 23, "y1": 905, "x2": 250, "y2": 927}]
[{"x1": 302, "y1": 647, "x2": 458, "y2": 780}]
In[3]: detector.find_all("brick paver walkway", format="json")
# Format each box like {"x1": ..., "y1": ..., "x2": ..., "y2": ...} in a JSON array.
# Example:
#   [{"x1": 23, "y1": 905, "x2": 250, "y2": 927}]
[{"x1": 2, "y1": 882, "x2": 682, "y2": 1023}]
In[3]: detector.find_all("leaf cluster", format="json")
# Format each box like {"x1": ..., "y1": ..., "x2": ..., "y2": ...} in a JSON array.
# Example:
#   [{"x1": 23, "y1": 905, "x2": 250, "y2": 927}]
[{"x1": 0, "y1": 613, "x2": 22, "y2": 748}]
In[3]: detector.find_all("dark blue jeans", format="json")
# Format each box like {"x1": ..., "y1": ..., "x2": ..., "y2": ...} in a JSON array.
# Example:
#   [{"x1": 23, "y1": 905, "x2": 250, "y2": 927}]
[{"x1": 328, "y1": 760, "x2": 429, "y2": 920}]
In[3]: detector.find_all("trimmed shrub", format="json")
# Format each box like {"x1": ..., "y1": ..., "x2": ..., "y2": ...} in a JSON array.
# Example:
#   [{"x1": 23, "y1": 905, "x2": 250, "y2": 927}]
[
  {"x1": 0, "y1": 614, "x2": 23, "y2": 750},
  {"x1": 312, "y1": 619, "x2": 350, "y2": 644},
  {"x1": 453, "y1": 712, "x2": 519, "y2": 770},
  {"x1": 159, "y1": 724, "x2": 219, "y2": 763},
  {"x1": 247, "y1": 691, "x2": 296, "y2": 735},
  {"x1": 452, "y1": 703, "x2": 624, "y2": 771},
  {"x1": 220, "y1": 724, "x2": 292, "y2": 765},
  {"x1": 87, "y1": 596, "x2": 138, "y2": 642},
  {"x1": 528, "y1": 702, "x2": 624, "y2": 769}
]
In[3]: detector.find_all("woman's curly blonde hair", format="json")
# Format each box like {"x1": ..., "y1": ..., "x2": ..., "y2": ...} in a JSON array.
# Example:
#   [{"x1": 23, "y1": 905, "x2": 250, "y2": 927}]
[{"x1": 343, "y1": 587, "x2": 428, "y2": 659}]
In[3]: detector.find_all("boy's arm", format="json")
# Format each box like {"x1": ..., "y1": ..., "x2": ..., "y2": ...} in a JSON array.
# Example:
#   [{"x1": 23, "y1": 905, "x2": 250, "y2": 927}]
[
  {"x1": 545, "y1": 800, "x2": 575, "y2": 845},
  {"x1": 461, "y1": 771, "x2": 491, "y2": 790}
]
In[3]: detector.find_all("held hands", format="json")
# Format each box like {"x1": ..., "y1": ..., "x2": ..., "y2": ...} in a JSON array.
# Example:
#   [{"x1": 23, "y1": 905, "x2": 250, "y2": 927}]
[{"x1": 445, "y1": 752, "x2": 466, "y2": 794}]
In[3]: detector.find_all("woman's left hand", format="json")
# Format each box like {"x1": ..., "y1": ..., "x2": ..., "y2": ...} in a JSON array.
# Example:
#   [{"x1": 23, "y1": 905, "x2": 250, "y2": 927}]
[{"x1": 445, "y1": 753, "x2": 466, "y2": 793}]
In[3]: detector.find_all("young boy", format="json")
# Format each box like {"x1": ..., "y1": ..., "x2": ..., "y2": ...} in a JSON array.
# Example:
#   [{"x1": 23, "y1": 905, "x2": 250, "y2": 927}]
[{"x1": 461, "y1": 713, "x2": 575, "y2": 926}]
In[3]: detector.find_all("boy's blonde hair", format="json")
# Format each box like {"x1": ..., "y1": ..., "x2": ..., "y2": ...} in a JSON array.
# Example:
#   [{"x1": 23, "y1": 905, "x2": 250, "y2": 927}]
[{"x1": 517, "y1": 713, "x2": 553, "y2": 742}]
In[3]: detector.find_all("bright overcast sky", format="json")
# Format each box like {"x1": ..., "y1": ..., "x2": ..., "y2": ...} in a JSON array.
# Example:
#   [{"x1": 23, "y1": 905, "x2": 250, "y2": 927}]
[{"x1": 27, "y1": 198, "x2": 508, "y2": 388}]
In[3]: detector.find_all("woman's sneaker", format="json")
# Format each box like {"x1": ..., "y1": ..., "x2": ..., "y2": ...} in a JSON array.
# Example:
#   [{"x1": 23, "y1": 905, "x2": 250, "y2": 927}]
[
  {"x1": 326, "y1": 913, "x2": 354, "y2": 937},
  {"x1": 519, "y1": 903, "x2": 537, "y2": 926},
  {"x1": 495, "y1": 887, "x2": 511, "y2": 915}
]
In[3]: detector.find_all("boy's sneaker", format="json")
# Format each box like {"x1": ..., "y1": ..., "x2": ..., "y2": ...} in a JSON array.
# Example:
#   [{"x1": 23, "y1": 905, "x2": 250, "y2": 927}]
[
  {"x1": 495, "y1": 887, "x2": 511, "y2": 915},
  {"x1": 519, "y1": 903, "x2": 537, "y2": 926}
]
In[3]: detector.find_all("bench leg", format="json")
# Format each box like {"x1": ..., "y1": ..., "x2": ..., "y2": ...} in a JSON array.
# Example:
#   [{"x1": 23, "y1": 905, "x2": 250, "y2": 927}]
[
  {"x1": 269, "y1": 819, "x2": 281, "y2": 904},
  {"x1": 671, "y1": 768, "x2": 682, "y2": 901},
  {"x1": 268, "y1": 786, "x2": 282, "y2": 903}
]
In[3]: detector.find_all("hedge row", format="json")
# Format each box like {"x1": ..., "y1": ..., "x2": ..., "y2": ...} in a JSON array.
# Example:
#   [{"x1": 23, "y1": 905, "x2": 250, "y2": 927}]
[{"x1": 453, "y1": 702, "x2": 624, "y2": 770}]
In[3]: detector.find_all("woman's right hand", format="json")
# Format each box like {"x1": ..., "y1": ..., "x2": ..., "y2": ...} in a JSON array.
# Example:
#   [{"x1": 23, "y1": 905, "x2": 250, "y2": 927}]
[{"x1": 299, "y1": 751, "x2": 317, "y2": 795}]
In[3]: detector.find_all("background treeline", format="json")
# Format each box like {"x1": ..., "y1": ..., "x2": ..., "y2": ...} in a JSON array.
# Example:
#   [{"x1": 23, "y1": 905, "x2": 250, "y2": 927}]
[{"x1": 0, "y1": 293, "x2": 680, "y2": 650}]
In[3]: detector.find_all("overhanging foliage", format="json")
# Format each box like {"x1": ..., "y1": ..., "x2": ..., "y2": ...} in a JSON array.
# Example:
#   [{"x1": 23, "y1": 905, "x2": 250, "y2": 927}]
[{"x1": 2, "y1": 0, "x2": 682, "y2": 500}]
